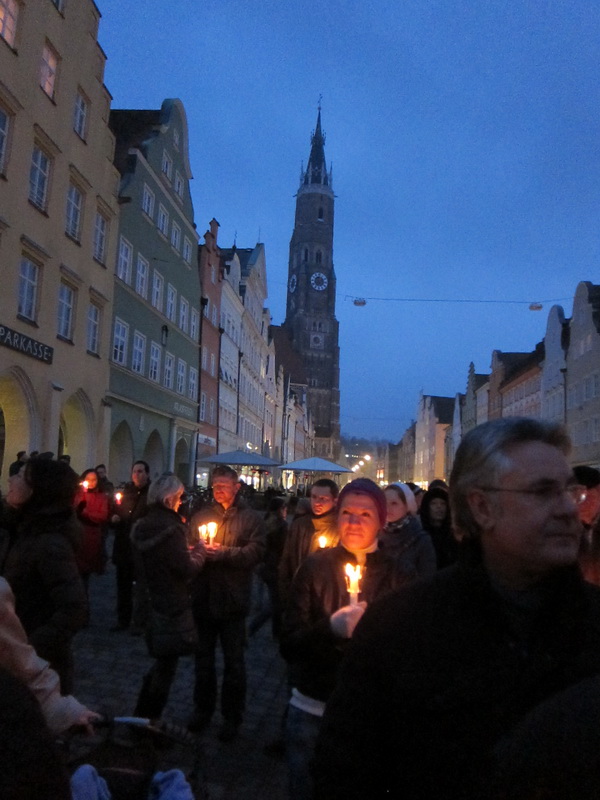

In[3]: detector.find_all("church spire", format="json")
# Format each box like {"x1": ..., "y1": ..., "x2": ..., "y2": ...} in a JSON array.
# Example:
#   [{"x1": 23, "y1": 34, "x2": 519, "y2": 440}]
[{"x1": 302, "y1": 103, "x2": 331, "y2": 188}]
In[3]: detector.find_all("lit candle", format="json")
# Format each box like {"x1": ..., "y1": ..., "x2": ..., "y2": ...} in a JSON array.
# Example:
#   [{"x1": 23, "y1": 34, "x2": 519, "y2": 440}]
[
  {"x1": 82, "y1": 480, "x2": 89, "y2": 492},
  {"x1": 318, "y1": 535, "x2": 328, "y2": 549},
  {"x1": 344, "y1": 563, "x2": 362, "y2": 606},
  {"x1": 207, "y1": 521, "x2": 218, "y2": 543},
  {"x1": 115, "y1": 492, "x2": 123, "y2": 505},
  {"x1": 198, "y1": 524, "x2": 208, "y2": 543}
]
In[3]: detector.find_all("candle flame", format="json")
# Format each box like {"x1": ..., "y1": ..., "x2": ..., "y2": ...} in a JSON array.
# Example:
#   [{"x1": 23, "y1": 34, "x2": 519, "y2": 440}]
[
  {"x1": 207, "y1": 521, "x2": 218, "y2": 541},
  {"x1": 318, "y1": 535, "x2": 327, "y2": 548},
  {"x1": 115, "y1": 492, "x2": 123, "y2": 504},
  {"x1": 344, "y1": 563, "x2": 362, "y2": 597}
]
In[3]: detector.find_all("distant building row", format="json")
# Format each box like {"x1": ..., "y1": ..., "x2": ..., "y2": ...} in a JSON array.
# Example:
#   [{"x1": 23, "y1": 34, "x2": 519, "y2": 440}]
[
  {"x1": 0, "y1": 0, "x2": 314, "y2": 486},
  {"x1": 386, "y1": 281, "x2": 600, "y2": 485}
]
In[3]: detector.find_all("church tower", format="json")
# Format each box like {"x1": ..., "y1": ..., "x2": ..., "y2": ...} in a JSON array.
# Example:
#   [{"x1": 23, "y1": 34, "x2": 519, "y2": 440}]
[{"x1": 283, "y1": 107, "x2": 341, "y2": 460}]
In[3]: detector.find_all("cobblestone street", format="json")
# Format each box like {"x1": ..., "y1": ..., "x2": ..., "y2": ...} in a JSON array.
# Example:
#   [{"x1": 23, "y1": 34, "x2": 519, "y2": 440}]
[{"x1": 72, "y1": 558, "x2": 289, "y2": 799}]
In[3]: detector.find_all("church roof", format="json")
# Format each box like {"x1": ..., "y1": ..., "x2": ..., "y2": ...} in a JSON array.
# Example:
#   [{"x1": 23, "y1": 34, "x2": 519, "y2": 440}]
[{"x1": 302, "y1": 107, "x2": 330, "y2": 188}]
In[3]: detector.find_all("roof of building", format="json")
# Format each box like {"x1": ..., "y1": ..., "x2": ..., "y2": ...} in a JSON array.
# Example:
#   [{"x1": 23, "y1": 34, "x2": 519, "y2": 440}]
[{"x1": 425, "y1": 395, "x2": 455, "y2": 424}]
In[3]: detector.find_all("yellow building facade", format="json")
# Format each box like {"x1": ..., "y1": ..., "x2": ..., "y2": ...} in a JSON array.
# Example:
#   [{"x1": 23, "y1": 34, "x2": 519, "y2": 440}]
[{"x1": 0, "y1": 0, "x2": 119, "y2": 486}]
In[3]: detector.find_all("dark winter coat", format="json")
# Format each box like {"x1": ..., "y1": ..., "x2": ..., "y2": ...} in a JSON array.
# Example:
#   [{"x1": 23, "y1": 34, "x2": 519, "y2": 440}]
[
  {"x1": 190, "y1": 497, "x2": 266, "y2": 619},
  {"x1": 131, "y1": 503, "x2": 206, "y2": 617},
  {"x1": 314, "y1": 559, "x2": 600, "y2": 800},
  {"x1": 111, "y1": 481, "x2": 150, "y2": 566},
  {"x1": 1, "y1": 505, "x2": 87, "y2": 673},
  {"x1": 379, "y1": 516, "x2": 437, "y2": 579},
  {"x1": 280, "y1": 544, "x2": 410, "y2": 703},
  {"x1": 278, "y1": 509, "x2": 339, "y2": 606}
]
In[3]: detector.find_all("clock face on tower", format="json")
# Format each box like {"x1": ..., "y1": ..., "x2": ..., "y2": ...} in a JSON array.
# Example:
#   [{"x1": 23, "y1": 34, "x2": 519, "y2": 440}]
[
  {"x1": 289, "y1": 274, "x2": 297, "y2": 293},
  {"x1": 310, "y1": 272, "x2": 328, "y2": 291}
]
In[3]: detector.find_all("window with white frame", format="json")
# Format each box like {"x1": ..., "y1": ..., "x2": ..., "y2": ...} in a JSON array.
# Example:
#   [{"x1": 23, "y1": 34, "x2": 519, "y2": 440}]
[
  {"x1": 166, "y1": 283, "x2": 177, "y2": 321},
  {"x1": 142, "y1": 184, "x2": 154, "y2": 218},
  {"x1": 211, "y1": 264, "x2": 216, "y2": 284},
  {"x1": 40, "y1": 41, "x2": 59, "y2": 98},
  {"x1": 179, "y1": 297, "x2": 189, "y2": 332},
  {"x1": 211, "y1": 304, "x2": 217, "y2": 326},
  {"x1": 199, "y1": 392, "x2": 206, "y2": 421},
  {"x1": 87, "y1": 302, "x2": 100, "y2": 354},
  {"x1": 183, "y1": 237, "x2": 192, "y2": 264},
  {"x1": 112, "y1": 318, "x2": 128, "y2": 364},
  {"x1": 93, "y1": 210, "x2": 108, "y2": 263},
  {"x1": 131, "y1": 331, "x2": 146, "y2": 374},
  {"x1": 164, "y1": 352, "x2": 174, "y2": 389},
  {"x1": 18, "y1": 258, "x2": 39, "y2": 321},
  {"x1": 0, "y1": 107, "x2": 9, "y2": 173},
  {"x1": 136, "y1": 254, "x2": 148, "y2": 298},
  {"x1": 29, "y1": 145, "x2": 51, "y2": 210},
  {"x1": 177, "y1": 359, "x2": 186, "y2": 394},
  {"x1": 203, "y1": 298, "x2": 210, "y2": 318},
  {"x1": 73, "y1": 90, "x2": 89, "y2": 139},
  {"x1": 117, "y1": 236, "x2": 132, "y2": 283},
  {"x1": 188, "y1": 367, "x2": 198, "y2": 400},
  {"x1": 209, "y1": 397, "x2": 215, "y2": 425},
  {"x1": 0, "y1": 0, "x2": 18, "y2": 47},
  {"x1": 149, "y1": 342, "x2": 161, "y2": 382},
  {"x1": 190, "y1": 308, "x2": 199, "y2": 341},
  {"x1": 157, "y1": 204, "x2": 168, "y2": 236},
  {"x1": 152, "y1": 271, "x2": 164, "y2": 310},
  {"x1": 65, "y1": 183, "x2": 83, "y2": 241},
  {"x1": 174, "y1": 171, "x2": 184, "y2": 198},
  {"x1": 171, "y1": 221, "x2": 181, "y2": 251},
  {"x1": 201, "y1": 346, "x2": 207, "y2": 370},
  {"x1": 57, "y1": 283, "x2": 74, "y2": 339},
  {"x1": 161, "y1": 150, "x2": 173, "y2": 180},
  {"x1": 210, "y1": 353, "x2": 216, "y2": 377}
]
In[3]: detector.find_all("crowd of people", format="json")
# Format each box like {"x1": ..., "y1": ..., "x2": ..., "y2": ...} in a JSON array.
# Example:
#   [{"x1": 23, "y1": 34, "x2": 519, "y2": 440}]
[{"x1": 2, "y1": 417, "x2": 600, "y2": 798}]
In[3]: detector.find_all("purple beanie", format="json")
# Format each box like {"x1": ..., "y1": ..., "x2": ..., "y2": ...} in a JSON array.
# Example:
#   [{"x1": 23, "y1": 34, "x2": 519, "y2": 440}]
[{"x1": 337, "y1": 478, "x2": 387, "y2": 528}]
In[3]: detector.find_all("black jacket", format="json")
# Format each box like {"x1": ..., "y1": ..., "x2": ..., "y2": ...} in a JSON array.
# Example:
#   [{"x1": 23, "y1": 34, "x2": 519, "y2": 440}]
[
  {"x1": 314, "y1": 560, "x2": 600, "y2": 800},
  {"x1": 379, "y1": 517, "x2": 437, "y2": 579},
  {"x1": 1, "y1": 505, "x2": 87, "y2": 668},
  {"x1": 190, "y1": 498, "x2": 266, "y2": 618},
  {"x1": 112, "y1": 481, "x2": 150, "y2": 566},
  {"x1": 280, "y1": 544, "x2": 409, "y2": 702},
  {"x1": 131, "y1": 504, "x2": 205, "y2": 617},
  {"x1": 278, "y1": 509, "x2": 339, "y2": 605}
]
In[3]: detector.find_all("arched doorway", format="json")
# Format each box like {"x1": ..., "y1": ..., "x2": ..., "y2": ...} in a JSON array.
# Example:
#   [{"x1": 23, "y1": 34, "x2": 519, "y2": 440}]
[
  {"x1": 174, "y1": 437, "x2": 189, "y2": 485},
  {"x1": 109, "y1": 420, "x2": 134, "y2": 485},
  {"x1": 0, "y1": 367, "x2": 38, "y2": 486},
  {"x1": 61, "y1": 390, "x2": 95, "y2": 473},
  {"x1": 142, "y1": 429, "x2": 165, "y2": 479}
]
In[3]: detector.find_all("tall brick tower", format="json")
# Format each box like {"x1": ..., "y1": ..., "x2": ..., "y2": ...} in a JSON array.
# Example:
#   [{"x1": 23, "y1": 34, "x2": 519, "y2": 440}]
[{"x1": 282, "y1": 106, "x2": 341, "y2": 460}]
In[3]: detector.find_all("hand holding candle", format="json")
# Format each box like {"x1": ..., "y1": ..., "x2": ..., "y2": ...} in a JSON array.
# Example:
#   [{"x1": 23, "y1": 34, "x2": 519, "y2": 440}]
[{"x1": 345, "y1": 563, "x2": 362, "y2": 606}]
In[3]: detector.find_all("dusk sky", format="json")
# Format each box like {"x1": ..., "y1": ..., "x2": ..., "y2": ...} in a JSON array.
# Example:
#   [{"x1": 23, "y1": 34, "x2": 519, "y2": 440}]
[{"x1": 98, "y1": 0, "x2": 600, "y2": 441}]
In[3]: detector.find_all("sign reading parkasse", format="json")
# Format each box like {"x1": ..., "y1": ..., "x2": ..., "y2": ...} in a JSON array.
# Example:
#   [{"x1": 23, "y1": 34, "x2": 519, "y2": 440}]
[{"x1": 0, "y1": 324, "x2": 54, "y2": 364}]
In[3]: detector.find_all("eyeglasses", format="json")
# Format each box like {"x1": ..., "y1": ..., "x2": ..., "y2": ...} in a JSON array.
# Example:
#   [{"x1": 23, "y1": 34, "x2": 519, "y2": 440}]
[{"x1": 477, "y1": 484, "x2": 587, "y2": 505}]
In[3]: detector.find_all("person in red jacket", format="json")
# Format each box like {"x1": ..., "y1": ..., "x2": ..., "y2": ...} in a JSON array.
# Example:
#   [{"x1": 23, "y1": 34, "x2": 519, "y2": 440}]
[{"x1": 74, "y1": 468, "x2": 110, "y2": 592}]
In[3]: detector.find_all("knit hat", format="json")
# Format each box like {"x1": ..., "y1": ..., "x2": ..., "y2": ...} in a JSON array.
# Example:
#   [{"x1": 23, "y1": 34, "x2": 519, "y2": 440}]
[
  {"x1": 573, "y1": 465, "x2": 600, "y2": 489},
  {"x1": 338, "y1": 478, "x2": 387, "y2": 528},
  {"x1": 390, "y1": 482, "x2": 418, "y2": 515}
]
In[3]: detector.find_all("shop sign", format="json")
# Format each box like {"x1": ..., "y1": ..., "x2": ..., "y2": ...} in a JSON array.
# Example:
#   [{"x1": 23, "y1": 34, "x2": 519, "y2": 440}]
[{"x1": 0, "y1": 323, "x2": 53, "y2": 364}]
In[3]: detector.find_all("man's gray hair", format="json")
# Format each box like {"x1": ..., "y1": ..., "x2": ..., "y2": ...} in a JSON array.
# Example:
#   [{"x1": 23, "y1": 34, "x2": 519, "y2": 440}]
[
  {"x1": 450, "y1": 417, "x2": 571, "y2": 540},
  {"x1": 148, "y1": 472, "x2": 184, "y2": 507}
]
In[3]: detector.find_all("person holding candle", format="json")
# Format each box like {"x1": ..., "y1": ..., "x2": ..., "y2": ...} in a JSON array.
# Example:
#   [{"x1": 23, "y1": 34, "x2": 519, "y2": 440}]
[
  {"x1": 110, "y1": 460, "x2": 151, "y2": 633},
  {"x1": 314, "y1": 418, "x2": 600, "y2": 800},
  {"x1": 73, "y1": 468, "x2": 111, "y2": 592},
  {"x1": 279, "y1": 479, "x2": 340, "y2": 611},
  {"x1": 280, "y1": 478, "x2": 409, "y2": 800},
  {"x1": 381, "y1": 482, "x2": 436, "y2": 579},
  {"x1": 188, "y1": 465, "x2": 266, "y2": 742}
]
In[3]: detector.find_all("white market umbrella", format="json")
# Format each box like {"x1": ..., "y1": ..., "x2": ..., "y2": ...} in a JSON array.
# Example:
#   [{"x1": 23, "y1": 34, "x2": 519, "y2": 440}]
[
  {"x1": 202, "y1": 449, "x2": 280, "y2": 468},
  {"x1": 280, "y1": 456, "x2": 351, "y2": 473}
]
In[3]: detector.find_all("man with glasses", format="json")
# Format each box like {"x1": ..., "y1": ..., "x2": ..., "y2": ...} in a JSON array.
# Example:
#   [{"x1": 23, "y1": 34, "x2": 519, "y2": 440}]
[{"x1": 314, "y1": 418, "x2": 600, "y2": 800}]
